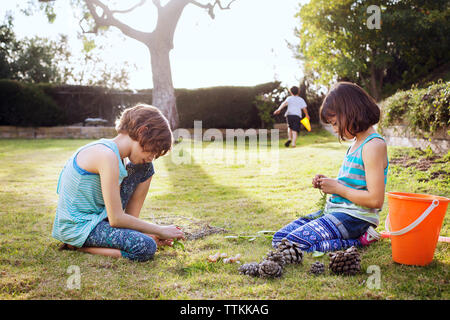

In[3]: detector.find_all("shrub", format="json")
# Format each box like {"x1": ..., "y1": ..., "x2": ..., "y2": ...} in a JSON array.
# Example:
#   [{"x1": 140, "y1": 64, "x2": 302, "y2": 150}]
[
  {"x1": 175, "y1": 82, "x2": 280, "y2": 128},
  {"x1": 254, "y1": 94, "x2": 276, "y2": 129},
  {"x1": 39, "y1": 84, "x2": 131, "y2": 126},
  {"x1": 254, "y1": 86, "x2": 288, "y2": 129},
  {"x1": 0, "y1": 79, "x2": 65, "y2": 126},
  {"x1": 380, "y1": 81, "x2": 450, "y2": 136}
]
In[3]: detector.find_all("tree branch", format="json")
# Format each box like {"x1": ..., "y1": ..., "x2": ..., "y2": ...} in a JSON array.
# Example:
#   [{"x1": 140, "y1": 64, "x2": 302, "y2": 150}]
[
  {"x1": 110, "y1": 0, "x2": 147, "y2": 15},
  {"x1": 188, "y1": 0, "x2": 236, "y2": 19},
  {"x1": 152, "y1": 0, "x2": 162, "y2": 10},
  {"x1": 84, "y1": 0, "x2": 152, "y2": 43}
]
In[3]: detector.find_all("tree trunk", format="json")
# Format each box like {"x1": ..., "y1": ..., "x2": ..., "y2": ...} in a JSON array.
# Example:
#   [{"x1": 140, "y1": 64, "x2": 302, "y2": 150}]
[
  {"x1": 83, "y1": 0, "x2": 231, "y2": 130},
  {"x1": 148, "y1": 45, "x2": 179, "y2": 130},
  {"x1": 369, "y1": 64, "x2": 384, "y2": 102},
  {"x1": 83, "y1": 0, "x2": 233, "y2": 130}
]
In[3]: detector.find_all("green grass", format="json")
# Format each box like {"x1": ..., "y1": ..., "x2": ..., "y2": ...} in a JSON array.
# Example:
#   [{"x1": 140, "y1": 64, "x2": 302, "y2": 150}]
[{"x1": 0, "y1": 129, "x2": 448, "y2": 300}]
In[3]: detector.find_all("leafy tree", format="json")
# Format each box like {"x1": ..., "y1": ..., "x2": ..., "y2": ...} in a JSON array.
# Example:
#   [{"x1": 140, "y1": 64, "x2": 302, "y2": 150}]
[
  {"x1": 0, "y1": 15, "x2": 133, "y2": 89},
  {"x1": 295, "y1": 0, "x2": 450, "y2": 101},
  {"x1": 13, "y1": 35, "x2": 70, "y2": 83},
  {"x1": 34, "y1": 0, "x2": 238, "y2": 129},
  {"x1": 64, "y1": 40, "x2": 136, "y2": 90},
  {"x1": 1, "y1": 14, "x2": 71, "y2": 83},
  {"x1": 0, "y1": 16, "x2": 16, "y2": 80}
]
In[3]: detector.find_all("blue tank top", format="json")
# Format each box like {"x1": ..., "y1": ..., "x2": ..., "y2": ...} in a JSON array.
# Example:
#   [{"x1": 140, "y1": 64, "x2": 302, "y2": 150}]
[
  {"x1": 324, "y1": 133, "x2": 389, "y2": 226},
  {"x1": 52, "y1": 139, "x2": 128, "y2": 247}
]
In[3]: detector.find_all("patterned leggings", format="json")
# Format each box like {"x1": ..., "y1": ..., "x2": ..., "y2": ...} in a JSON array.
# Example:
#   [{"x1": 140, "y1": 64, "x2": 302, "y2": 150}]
[
  {"x1": 83, "y1": 162, "x2": 156, "y2": 262},
  {"x1": 83, "y1": 220, "x2": 157, "y2": 261},
  {"x1": 272, "y1": 210, "x2": 364, "y2": 253}
]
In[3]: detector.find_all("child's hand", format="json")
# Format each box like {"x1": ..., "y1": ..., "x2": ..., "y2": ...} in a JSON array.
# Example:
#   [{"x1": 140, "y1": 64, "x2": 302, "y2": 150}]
[
  {"x1": 148, "y1": 234, "x2": 174, "y2": 247},
  {"x1": 317, "y1": 177, "x2": 340, "y2": 194},
  {"x1": 158, "y1": 225, "x2": 185, "y2": 241},
  {"x1": 273, "y1": 109, "x2": 280, "y2": 115},
  {"x1": 312, "y1": 174, "x2": 327, "y2": 188}
]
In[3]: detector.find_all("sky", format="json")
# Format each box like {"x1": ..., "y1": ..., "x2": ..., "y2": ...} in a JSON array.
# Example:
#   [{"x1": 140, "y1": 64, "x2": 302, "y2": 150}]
[{"x1": 1, "y1": 0, "x2": 308, "y2": 90}]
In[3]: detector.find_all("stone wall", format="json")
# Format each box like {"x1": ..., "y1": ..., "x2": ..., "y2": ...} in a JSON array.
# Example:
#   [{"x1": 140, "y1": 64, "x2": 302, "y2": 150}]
[
  {"x1": 0, "y1": 122, "x2": 325, "y2": 140},
  {"x1": 323, "y1": 123, "x2": 449, "y2": 154},
  {"x1": 0, "y1": 126, "x2": 284, "y2": 139},
  {"x1": 0, "y1": 126, "x2": 117, "y2": 139},
  {"x1": 381, "y1": 125, "x2": 449, "y2": 154}
]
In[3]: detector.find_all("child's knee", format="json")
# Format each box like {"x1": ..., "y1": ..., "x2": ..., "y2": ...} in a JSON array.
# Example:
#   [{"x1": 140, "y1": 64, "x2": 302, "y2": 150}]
[
  {"x1": 304, "y1": 210, "x2": 324, "y2": 220},
  {"x1": 284, "y1": 234, "x2": 312, "y2": 251},
  {"x1": 128, "y1": 236, "x2": 157, "y2": 262}
]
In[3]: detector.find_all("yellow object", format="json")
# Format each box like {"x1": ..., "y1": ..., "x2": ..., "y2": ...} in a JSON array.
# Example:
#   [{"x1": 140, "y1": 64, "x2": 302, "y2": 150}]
[{"x1": 300, "y1": 117, "x2": 311, "y2": 132}]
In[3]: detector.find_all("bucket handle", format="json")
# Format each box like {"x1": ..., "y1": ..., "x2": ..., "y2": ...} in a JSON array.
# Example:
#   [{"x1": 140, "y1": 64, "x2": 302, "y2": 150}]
[{"x1": 385, "y1": 199, "x2": 440, "y2": 236}]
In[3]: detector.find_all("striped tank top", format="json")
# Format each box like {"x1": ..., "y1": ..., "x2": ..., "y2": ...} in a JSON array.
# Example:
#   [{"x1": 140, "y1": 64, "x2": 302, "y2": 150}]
[
  {"x1": 324, "y1": 133, "x2": 389, "y2": 226},
  {"x1": 52, "y1": 139, "x2": 128, "y2": 247}
]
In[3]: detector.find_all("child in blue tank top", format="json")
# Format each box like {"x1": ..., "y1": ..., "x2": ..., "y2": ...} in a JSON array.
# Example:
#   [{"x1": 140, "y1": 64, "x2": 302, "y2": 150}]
[
  {"x1": 53, "y1": 104, "x2": 185, "y2": 261},
  {"x1": 272, "y1": 82, "x2": 388, "y2": 252}
]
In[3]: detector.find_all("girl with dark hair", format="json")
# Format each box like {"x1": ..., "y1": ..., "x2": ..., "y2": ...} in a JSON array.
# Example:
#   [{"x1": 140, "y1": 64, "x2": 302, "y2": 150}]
[
  {"x1": 53, "y1": 104, "x2": 184, "y2": 261},
  {"x1": 272, "y1": 82, "x2": 388, "y2": 252}
]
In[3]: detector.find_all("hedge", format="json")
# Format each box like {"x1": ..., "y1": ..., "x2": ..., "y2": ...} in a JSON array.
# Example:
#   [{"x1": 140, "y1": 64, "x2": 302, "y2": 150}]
[
  {"x1": 0, "y1": 80, "x2": 280, "y2": 128},
  {"x1": 37, "y1": 84, "x2": 148, "y2": 126},
  {"x1": 380, "y1": 80, "x2": 450, "y2": 136},
  {"x1": 175, "y1": 82, "x2": 279, "y2": 128},
  {"x1": 0, "y1": 80, "x2": 65, "y2": 127}
]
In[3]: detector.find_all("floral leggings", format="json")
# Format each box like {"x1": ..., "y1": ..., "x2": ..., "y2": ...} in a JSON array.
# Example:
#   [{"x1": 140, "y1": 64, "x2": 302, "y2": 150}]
[
  {"x1": 272, "y1": 210, "x2": 371, "y2": 252},
  {"x1": 82, "y1": 162, "x2": 156, "y2": 262}
]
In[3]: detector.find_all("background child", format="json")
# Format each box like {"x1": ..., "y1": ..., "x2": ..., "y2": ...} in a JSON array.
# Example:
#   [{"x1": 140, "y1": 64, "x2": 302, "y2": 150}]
[
  {"x1": 53, "y1": 104, "x2": 185, "y2": 262},
  {"x1": 272, "y1": 82, "x2": 388, "y2": 252},
  {"x1": 273, "y1": 86, "x2": 309, "y2": 148}
]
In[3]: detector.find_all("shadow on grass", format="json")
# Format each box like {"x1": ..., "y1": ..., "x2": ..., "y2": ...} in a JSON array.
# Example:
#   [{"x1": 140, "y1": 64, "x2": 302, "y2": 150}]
[{"x1": 159, "y1": 148, "x2": 280, "y2": 234}]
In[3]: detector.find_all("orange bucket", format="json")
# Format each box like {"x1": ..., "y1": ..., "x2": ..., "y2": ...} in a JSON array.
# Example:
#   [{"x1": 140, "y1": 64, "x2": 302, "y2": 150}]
[{"x1": 385, "y1": 192, "x2": 449, "y2": 266}]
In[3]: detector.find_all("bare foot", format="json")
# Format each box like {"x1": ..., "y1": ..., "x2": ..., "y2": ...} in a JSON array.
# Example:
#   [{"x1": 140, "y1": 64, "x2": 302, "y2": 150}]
[
  {"x1": 58, "y1": 243, "x2": 77, "y2": 251},
  {"x1": 147, "y1": 234, "x2": 173, "y2": 247}
]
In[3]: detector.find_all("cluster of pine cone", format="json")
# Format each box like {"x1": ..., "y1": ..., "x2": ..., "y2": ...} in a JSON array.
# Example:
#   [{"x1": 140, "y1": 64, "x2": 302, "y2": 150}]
[
  {"x1": 328, "y1": 246, "x2": 361, "y2": 275},
  {"x1": 238, "y1": 238, "x2": 304, "y2": 278},
  {"x1": 239, "y1": 244, "x2": 362, "y2": 278}
]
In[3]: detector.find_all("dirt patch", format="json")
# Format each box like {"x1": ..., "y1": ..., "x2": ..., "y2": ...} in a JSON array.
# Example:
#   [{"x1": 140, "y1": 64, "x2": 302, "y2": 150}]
[
  {"x1": 389, "y1": 155, "x2": 412, "y2": 167},
  {"x1": 390, "y1": 155, "x2": 440, "y2": 171},
  {"x1": 415, "y1": 157, "x2": 440, "y2": 171},
  {"x1": 430, "y1": 170, "x2": 447, "y2": 179}
]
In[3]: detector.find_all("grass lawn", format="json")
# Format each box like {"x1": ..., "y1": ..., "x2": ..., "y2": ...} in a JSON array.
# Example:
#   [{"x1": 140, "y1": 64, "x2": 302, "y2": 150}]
[{"x1": 0, "y1": 129, "x2": 448, "y2": 300}]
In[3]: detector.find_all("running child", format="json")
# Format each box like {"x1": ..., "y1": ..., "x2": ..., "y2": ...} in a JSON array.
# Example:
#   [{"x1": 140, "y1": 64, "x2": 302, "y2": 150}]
[{"x1": 273, "y1": 86, "x2": 309, "y2": 148}]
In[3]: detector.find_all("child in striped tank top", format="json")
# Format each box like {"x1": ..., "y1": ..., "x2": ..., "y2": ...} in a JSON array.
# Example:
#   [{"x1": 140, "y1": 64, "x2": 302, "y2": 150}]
[
  {"x1": 53, "y1": 104, "x2": 185, "y2": 261},
  {"x1": 272, "y1": 82, "x2": 388, "y2": 252}
]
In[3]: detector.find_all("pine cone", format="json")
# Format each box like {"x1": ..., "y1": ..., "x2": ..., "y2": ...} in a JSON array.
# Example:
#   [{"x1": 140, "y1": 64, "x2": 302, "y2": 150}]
[
  {"x1": 258, "y1": 260, "x2": 283, "y2": 278},
  {"x1": 276, "y1": 238, "x2": 304, "y2": 264},
  {"x1": 238, "y1": 262, "x2": 260, "y2": 277},
  {"x1": 309, "y1": 261, "x2": 325, "y2": 275},
  {"x1": 329, "y1": 246, "x2": 361, "y2": 276},
  {"x1": 265, "y1": 250, "x2": 286, "y2": 267}
]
